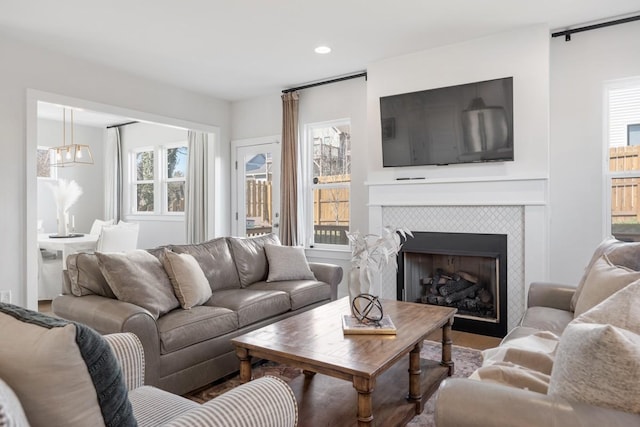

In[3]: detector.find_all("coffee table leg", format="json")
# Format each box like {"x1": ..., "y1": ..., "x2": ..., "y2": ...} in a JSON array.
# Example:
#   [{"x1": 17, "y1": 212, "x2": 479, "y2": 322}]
[
  {"x1": 353, "y1": 376, "x2": 374, "y2": 426},
  {"x1": 408, "y1": 340, "x2": 424, "y2": 413},
  {"x1": 236, "y1": 347, "x2": 252, "y2": 383},
  {"x1": 441, "y1": 317, "x2": 455, "y2": 376}
]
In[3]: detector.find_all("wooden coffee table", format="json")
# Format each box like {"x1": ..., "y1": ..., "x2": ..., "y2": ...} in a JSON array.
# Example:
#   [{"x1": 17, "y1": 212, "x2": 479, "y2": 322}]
[{"x1": 232, "y1": 297, "x2": 457, "y2": 426}]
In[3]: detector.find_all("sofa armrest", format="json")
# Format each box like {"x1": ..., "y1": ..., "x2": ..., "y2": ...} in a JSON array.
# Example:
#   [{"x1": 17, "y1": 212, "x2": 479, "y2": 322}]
[
  {"x1": 435, "y1": 378, "x2": 640, "y2": 427},
  {"x1": 52, "y1": 294, "x2": 162, "y2": 387},
  {"x1": 104, "y1": 333, "x2": 145, "y2": 391},
  {"x1": 527, "y1": 281, "x2": 576, "y2": 311},
  {"x1": 308, "y1": 262, "x2": 343, "y2": 300},
  {"x1": 164, "y1": 376, "x2": 298, "y2": 427}
]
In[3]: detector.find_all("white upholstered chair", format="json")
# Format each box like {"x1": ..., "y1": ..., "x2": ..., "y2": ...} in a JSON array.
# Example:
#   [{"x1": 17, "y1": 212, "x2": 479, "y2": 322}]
[
  {"x1": 96, "y1": 222, "x2": 139, "y2": 252},
  {"x1": 89, "y1": 219, "x2": 114, "y2": 235}
]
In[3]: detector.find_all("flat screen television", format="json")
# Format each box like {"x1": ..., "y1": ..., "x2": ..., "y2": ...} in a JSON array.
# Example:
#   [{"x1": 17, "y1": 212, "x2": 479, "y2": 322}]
[{"x1": 380, "y1": 77, "x2": 513, "y2": 167}]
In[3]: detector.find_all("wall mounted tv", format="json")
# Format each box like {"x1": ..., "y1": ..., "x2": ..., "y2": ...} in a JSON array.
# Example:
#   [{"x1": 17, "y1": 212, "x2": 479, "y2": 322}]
[{"x1": 380, "y1": 77, "x2": 513, "y2": 167}]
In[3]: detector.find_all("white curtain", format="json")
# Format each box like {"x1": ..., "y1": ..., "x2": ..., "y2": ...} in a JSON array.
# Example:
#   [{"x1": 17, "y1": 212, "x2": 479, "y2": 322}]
[
  {"x1": 185, "y1": 130, "x2": 209, "y2": 243},
  {"x1": 104, "y1": 127, "x2": 122, "y2": 222}
]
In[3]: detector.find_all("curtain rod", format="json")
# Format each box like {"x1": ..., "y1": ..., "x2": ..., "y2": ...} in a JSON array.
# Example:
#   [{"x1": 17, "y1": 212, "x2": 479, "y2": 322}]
[
  {"x1": 552, "y1": 14, "x2": 640, "y2": 41},
  {"x1": 282, "y1": 71, "x2": 367, "y2": 94},
  {"x1": 106, "y1": 121, "x2": 139, "y2": 129}
]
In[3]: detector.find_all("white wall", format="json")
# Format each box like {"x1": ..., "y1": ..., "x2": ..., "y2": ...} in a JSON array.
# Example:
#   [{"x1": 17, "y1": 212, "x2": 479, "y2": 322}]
[
  {"x1": 231, "y1": 94, "x2": 282, "y2": 140},
  {"x1": 549, "y1": 20, "x2": 640, "y2": 283},
  {"x1": 37, "y1": 118, "x2": 105, "y2": 234},
  {"x1": 119, "y1": 122, "x2": 189, "y2": 248},
  {"x1": 0, "y1": 33, "x2": 231, "y2": 308}
]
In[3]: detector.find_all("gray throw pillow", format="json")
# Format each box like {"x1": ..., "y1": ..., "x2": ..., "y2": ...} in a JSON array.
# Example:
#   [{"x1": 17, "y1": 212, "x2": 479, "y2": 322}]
[
  {"x1": 97, "y1": 250, "x2": 180, "y2": 319},
  {"x1": 265, "y1": 244, "x2": 316, "y2": 282}
]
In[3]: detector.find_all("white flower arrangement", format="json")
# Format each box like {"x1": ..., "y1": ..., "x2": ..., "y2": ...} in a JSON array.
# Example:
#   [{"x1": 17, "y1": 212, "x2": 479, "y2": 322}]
[
  {"x1": 48, "y1": 179, "x2": 83, "y2": 212},
  {"x1": 347, "y1": 226, "x2": 413, "y2": 272}
]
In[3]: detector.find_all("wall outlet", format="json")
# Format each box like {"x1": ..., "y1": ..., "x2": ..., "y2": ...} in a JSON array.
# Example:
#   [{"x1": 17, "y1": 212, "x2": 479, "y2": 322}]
[{"x1": 0, "y1": 291, "x2": 11, "y2": 304}]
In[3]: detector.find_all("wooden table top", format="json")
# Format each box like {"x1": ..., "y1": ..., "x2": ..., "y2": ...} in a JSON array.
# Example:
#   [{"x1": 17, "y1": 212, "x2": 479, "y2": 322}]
[{"x1": 232, "y1": 297, "x2": 457, "y2": 380}]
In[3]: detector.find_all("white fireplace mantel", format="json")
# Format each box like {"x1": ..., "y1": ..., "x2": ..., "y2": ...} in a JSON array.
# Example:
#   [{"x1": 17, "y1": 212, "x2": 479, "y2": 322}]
[{"x1": 366, "y1": 174, "x2": 549, "y2": 332}]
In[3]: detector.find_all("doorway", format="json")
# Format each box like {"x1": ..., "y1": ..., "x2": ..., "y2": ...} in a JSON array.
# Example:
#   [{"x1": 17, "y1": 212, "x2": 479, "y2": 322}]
[{"x1": 231, "y1": 137, "x2": 280, "y2": 237}]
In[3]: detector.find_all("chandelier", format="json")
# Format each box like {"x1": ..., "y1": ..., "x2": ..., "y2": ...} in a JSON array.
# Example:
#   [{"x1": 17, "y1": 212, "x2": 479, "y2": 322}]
[{"x1": 50, "y1": 108, "x2": 94, "y2": 167}]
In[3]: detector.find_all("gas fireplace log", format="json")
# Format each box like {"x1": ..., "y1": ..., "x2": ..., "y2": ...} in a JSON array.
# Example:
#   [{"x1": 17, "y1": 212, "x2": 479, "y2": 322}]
[
  {"x1": 444, "y1": 283, "x2": 483, "y2": 305},
  {"x1": 457, "y1": 271, "x2": 479, "y2": 284},
  {"x1": 438, "y1": 278, "x2": 473, "y2": 296},
  {"x1": 423, "y1": 295, "x2": 446, "y2": 305},
  {"x1": 456, "y1": 297, "x2": 494, "y2": 311},
  {"x1": 478, "y1": 288, "x2": 493, "y2": 304}
]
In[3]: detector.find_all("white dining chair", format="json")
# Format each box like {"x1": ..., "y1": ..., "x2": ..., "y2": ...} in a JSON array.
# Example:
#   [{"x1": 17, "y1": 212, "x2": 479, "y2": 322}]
[
  {"x1": 38, "y1": 248, "x2": 63, "y2": 299},
  {"x1": 89, "y1": 219, "x2": 114, "y2": 235},
  {"x1": 96, "y1": 222, "x2": 139, "y2": 252}
]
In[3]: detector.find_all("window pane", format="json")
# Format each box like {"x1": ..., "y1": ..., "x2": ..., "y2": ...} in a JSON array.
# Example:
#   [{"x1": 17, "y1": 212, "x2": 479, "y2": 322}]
[
  {"x1": 167, "y1": 146, "x2": 188, "y2": 178},
  {"x1": 313, "y1": 187, "x2": 349, "y2": 245},
  {"x1": 136, "y1": 151, "x2": 154, "y2": 180},
  {"x1": 136, "y1": 183, "x2": 154, "y2": 211},
  {"x1": 312, "y1": 125, "x2": 351, "y2": 183},
  {"x1": 167, "y1": 182, "x2": 185, "y2": 212},
  {"x1": 37, "y1": 148, "x2": 51, "y2": 178}
]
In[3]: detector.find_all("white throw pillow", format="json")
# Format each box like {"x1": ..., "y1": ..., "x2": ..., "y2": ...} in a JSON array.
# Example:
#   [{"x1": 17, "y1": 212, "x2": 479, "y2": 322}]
[
  {"x1": 548, "y1": 322, "x2": 640, "y2": 414},
  {"x1": 162, "y1": 249, "x2": 212, "y2": 309},
  {"x1": 574, "y1": 279, "x2": 640, "y2": 334},
  {"x1": 265, "y1": 244, "x2": 316, "y2": 282},
  {"x1": 573, "y1": 254, "x2": 640, "y2": 316}
]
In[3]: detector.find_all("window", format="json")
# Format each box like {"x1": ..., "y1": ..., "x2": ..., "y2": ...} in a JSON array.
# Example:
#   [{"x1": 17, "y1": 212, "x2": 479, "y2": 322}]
[
  {"x1": 606, "y1": 81, "x2": 640, "y2": 241},
  {"x1": 36, "y1": 146, "x2": 56, "y2": 179},
  {"x1": 305, "y1": 120, "x2": 351, "y2": 247},
  {"x1": 131, "y1": 144, "x2": 188, "y2": 215}
]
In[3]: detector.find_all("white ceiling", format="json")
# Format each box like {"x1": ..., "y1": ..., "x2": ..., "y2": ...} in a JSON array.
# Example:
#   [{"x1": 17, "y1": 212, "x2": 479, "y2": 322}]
[{"x1": 3, "y1": 0, "x2": 640, "y2": 125}]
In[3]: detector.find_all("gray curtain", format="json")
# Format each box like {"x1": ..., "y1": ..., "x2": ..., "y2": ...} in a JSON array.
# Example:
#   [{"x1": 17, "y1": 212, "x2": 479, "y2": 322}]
[
  {"x1": 104, "y1": 127, "x2": 122, "y2": 222},
  {"x1": 185, "y1": 130, "x2": 209, "y2": 244},
  {"x1": 280, "y1": 92, "x2": 299, "y2": 246}
]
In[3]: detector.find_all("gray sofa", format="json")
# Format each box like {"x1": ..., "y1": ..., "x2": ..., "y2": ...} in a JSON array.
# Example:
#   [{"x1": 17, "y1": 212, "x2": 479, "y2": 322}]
[
  {"x1": 434, "y1": 238, "x2": 640, "y2": 426},
  {"x1": 52, "y1": 234, "x2": 343, "y2": 395}
]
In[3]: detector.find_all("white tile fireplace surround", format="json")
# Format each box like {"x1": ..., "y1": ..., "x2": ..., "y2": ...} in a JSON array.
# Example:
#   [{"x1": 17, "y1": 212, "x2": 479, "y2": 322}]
[{"x1": 368, "y1": 176, "x2": 548, "y2": 332}]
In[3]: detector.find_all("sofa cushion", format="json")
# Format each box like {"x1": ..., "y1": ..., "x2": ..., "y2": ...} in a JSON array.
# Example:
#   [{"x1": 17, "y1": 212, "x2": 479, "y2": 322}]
[
  {"x1": 156, "y1": 306, "x2": 238, "y2": 354},
  {"x1": 249, "y1": 280, "x2": 331, "y2": 310},
  {"x1": 265, "y1": 244, "x2": 315, "y2": 282},
  {"x1": 573, "y1": 254, "x2": 640, "y2": 317},
  {"x1": 162, "y1": 249, "x2": 213, "y2": 309},
  {"x1": 571, "y1": 237, "x2": 621, "y2": 312},
  {"x1": 0, "y1": 303, "x2": 135, "y2": 427},
  {"x1": 549, "y1": 323, "x2": 640, "y2": 415},
  {"x1": 229, "y1": 234, "x2": 281, "y2": 287},
  {"x1": 470, "y1": 363, "x2": 551, "y2": 394},
  {"x1": 66, "y1": 252, "x2": 116, "y2": 298},
  {"x1": 519, "y1": 306, "x2": 573, "y2": 336},
  {"x1": 170, "y1": 237, "x2": 242, "y2": 291},
  {"x1": 97, "y1": 250, "x2": 180, "y2": 319},
  {"x1": 207, "y1": 289, "x2": 290, "y2": 328},
  {"x1": 129, "y1": 385, "x2": 199, "y2": 426}
]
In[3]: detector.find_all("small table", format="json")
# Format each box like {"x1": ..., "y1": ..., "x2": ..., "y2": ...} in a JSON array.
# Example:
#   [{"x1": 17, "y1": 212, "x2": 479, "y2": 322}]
[
  {"x1": 232, "y1": 297, "x2": 457, "y2": 427},
  {"x1": 37, "y1": 233, "x2": 99, "y2": 268}
]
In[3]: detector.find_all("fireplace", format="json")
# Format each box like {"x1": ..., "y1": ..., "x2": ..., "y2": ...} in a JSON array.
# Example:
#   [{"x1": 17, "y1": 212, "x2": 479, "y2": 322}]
[{"x1": 397, "y1": 231, "x2": 507, "y2": 337}]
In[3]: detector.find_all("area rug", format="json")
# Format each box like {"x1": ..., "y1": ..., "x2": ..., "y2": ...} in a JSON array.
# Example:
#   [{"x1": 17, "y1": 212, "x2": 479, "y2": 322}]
[{"x1": 185, "y1": 340, "x2": 482, "y2": 426}]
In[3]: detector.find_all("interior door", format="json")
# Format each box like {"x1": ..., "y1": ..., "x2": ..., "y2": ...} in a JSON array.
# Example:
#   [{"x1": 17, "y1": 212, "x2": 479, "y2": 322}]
[{"x1": 233, "y1": 140, "x2": 280, "y2": 237}]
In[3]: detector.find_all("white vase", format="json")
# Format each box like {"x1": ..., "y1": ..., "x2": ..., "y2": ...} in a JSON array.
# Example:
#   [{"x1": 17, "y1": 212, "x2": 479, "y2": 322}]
[
  {"x1": 348, "y1": 266, "x2": 372, "y2": 314},
  {"x1": 57, "y1": 209, "x2": 69, "y2": 237}
]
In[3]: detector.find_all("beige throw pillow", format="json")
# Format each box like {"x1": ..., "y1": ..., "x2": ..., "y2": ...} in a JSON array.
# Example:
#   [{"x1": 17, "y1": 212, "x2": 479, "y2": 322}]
[
  {"x1": 163, "y1": 249, "x2": 212, "y2": 309},
  {"x1": 97, "y1": 250, "x2": 180, "y2": 319},
  {"x1": 573, "y1": 254, "x2": 640, "y2": 317},
  {"x1": 549, "y1": 323, "x2": 640, "y2": 414},
  {"x1": 574, "y1": 280, "x2": 640, "y2": 334},
  {"x1": 265, "y1": 244, "x2": 316, "y2": 282}
]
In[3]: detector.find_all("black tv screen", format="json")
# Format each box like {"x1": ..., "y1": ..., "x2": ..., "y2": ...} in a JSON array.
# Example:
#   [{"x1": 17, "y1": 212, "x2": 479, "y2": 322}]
[{"x1": 380, "y1": 77, "x2": 513, "y2": 167}]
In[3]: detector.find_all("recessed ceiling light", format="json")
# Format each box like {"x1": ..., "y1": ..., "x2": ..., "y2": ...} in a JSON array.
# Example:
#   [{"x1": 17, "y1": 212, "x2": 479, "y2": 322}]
[{"x1": 314, "y1": 46, "x2": 331, "y2": 54}]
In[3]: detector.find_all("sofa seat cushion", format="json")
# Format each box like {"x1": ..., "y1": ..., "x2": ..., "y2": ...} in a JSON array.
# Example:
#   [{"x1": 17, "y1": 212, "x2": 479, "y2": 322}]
[
  {"x1": 519, "y1": 306, "x2": 573, "y2": 336},
  {"x1": 129, "y1": 385, "x2": 199, "y2": 427},
  {"x1": 170, "y1": 237, "x2": 242, "y2": 291},
  {"x1": 207, "y1": 289, "x2": 291, "y2": 328},
  {"x1": 157, "y1": 306, "x2": 238, "y2": 354},
  {"x1": 248, "y1": 280, "x2": 331, "y2": 310}
]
